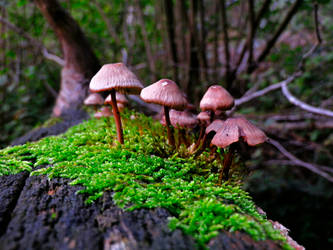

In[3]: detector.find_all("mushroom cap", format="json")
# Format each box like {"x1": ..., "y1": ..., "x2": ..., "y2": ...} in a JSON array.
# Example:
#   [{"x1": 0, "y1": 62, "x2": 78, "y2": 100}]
[
  {"x1": 84, "y1": 93, "x2": 104, "y2": 106},
  {"x1": 100, "y1": 106, "x2": 113, "y2": 117},
  {"x1": 105, "y1": 92, "x2": 128, "y2": 105},
  {"x1": 197, "y1": 111, "x2": 211, "y2": 126},
  {"x1": 211, "y1": 117, "x2": 267, "y2": 148},
  {"x1": 161, "y1": 109, "x2": 198, "y2": 128},
  {"x1": 234, "y1": 117, "x2": 267, "y2": 146},
  {"x1": 89, "y1": 63, "x2": 144, "y2": 94},
  {"x1": 200, "y1": 85, "x2": 234, "y2": 112},
  {"x1": 205, "y1": 119, "x2": 224, "y2": 134},
  {"x1": 140, "y1": 79, "x2": 188, "y2": 110},
  {"x1": 211, "y1": 118, "x2": 240, "y2": 148}
]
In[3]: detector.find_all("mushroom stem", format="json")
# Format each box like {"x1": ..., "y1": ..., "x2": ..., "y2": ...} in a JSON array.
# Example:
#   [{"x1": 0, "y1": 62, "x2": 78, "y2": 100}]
[
  {"x1": 218, "y1": 144, "x2": 235, "y2": 185},
  {"x1": 180, "y1": 129, "x2": 189, "y2": 147},
  {"x1": 110, "y1": 89, "x2": 124, "y2": 144},
  {"x1": 209, "y1": 110, "x2": 215, "y2": 123},
  {"x1": 193, "y1": 125, "x2": 205, "y2": 151},
  {"x1": 194, "y1": 132, "x2": 215, "y2": 157},
  {"x1": 164, "y1": 106, "x2": 175, "y2": 146}
]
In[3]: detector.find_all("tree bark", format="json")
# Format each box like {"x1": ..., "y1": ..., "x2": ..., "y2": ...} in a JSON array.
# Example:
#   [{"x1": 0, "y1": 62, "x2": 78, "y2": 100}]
[{"x1": 34, "y1": 0, "x2": 100, "y2": 116}]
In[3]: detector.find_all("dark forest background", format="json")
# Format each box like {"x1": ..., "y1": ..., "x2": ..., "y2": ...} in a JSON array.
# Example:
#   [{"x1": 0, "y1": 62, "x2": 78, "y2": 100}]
[{"x1": 1, "y1": 0, "x2": 333, "y2": 249}]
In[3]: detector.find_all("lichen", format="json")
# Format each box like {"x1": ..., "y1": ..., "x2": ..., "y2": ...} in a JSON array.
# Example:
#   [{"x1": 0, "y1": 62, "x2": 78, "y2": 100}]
[{"x1": 0, "y1": 110, "x2": 292, "y2": 249}]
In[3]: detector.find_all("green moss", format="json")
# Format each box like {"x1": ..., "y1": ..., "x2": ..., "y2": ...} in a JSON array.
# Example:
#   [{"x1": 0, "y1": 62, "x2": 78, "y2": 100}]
[{"x1": 0, "y1": 110, "x2": 291, "y2": 249}]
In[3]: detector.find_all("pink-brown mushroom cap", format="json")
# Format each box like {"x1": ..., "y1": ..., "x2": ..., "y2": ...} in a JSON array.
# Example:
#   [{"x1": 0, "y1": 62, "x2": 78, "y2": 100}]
[
  {"x1": 211, "y1": 117, "x2": 267, "y2": 148},
  {"x1": 161, "y1": 109, "x2": 198, "y2": 128},
  {"x1": 89, "y1": 63, "x2": 144, "y2": 94},
  {"x1": 84, "y1": 93, "x2": 104, "y2": 106},
  {"x1": 200, "y1": 85, "x2": 234, "y2": 112},
  {"x1": 140, "y1": 79, "x2": 188, "y2": 110},
  {"x1": 205, "y1": 119, "x2": 224, "y2": 134}
]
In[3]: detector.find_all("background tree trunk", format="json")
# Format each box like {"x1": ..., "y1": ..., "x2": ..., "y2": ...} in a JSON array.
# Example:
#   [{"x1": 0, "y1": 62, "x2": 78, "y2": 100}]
[{"x1": 34, "y1": 0, "x2": 100, "y2": 116}]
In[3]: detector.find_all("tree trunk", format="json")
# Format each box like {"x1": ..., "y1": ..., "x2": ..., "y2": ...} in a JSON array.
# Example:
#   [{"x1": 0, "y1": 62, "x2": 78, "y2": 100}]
[{"x1": 34, "y1": 0, "x2": 100, "y2": 116}]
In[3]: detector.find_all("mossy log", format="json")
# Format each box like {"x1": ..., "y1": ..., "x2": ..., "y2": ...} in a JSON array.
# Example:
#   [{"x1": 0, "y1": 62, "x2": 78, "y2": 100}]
[
  {"x1": 0, "y1": 173, "x2": 281, "y2": 250},
  {"x1": 0, "y1": 111, "x2": 302, "y2": 250}
]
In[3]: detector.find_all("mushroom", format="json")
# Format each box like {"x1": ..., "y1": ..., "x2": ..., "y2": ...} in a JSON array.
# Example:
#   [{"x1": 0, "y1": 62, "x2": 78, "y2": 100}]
[
  {"x1": 193, "y1": 111, "x2": 211, "y2": 151},
  {"x1": 211, "y1": 117, "x2": 267, "y2": 184},
  {"x1": 193, "y1": 119, "x2": 225, "y2": 156},
  {"x1": 90, "y1": 63, "x2": 143, "y2": 144},
  {"x1": 161, "y1": 109, "x2": 198, "y2": 147},
  {"x1": 84, "y1": 93, "x2": 104, "y2": 112},
  {"x1": 94, "y1": 106, "x2": 113, "y2": 119},
  {"x1": 105, "y1": 92, "x2": 129, "y2": 112},
  {"x1": 200, "y1": 85, "x2": 234, "y2": 122},
  {"x1": 140, "y1": 79, "x2": 187, "y2": 146}
]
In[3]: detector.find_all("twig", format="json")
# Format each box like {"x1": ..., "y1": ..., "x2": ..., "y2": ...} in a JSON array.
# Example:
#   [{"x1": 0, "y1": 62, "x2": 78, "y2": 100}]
[
  {"x1": 246, "y1": 0, "x2": 255, "y2": 72},
  {"x1": 229, "y1": 72, "x2": 301, "y2": 113},
  {"x1": 232, "y1": 0, "x2": 271, "y2": 77},
  {"x1": 134, "y1": 0, "x2": 156, "y2": 78},
  {"x1": 253, "y1": 0, "x2": 303, "y2": 72},
  {"x1": 267, "y1": 138, "x2": 333, "y2": 182},
  {"x1": 265, "y1": 119, "x2": 333, "y2": 131},
  {"x1": 0, "y1": 16, "x2": 65, "y2": 66},
  {"x1": 281, "y1": 82, "x2": 333, "y2": 118},
  {"x1": 220, "y1": 0, "x2": 231, "y2": 88},
  {"x1": 264, "y1": 159, "x2": 333, "y2": 174}
]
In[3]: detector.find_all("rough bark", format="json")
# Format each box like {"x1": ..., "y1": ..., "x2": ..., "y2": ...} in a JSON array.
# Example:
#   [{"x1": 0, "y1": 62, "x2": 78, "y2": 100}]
[
  {"x1": 0, "y1": 172, "x2": 284, "y2": 250},
  {"x1": 1, "y1": 120, "x2": 300, "y2": 250},
  {"x1": 34, "y1": 0, "x2": 100, "y2": 116}
]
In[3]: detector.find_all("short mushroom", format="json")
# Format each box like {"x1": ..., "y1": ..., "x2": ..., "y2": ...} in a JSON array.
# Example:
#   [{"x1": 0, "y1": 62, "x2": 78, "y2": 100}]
[
  {"x1": 161, "y1": 109, "x2": 198, "y2": 147},
  {"x1": 193, "y1": 111, "x2": 211, "y2": 151},
  {"x1": 140, "y1": 79, "x2": 187, "y2": 146},
  {"x1": 94, "y1": 106, "x2": 113, "y2": 119},
  {"x1": 84, "y1": 93, "x2": 104, "y2": 112},
  {"x1": 200, "y1": 85, "x2": 234, "y2": 122},
  {"x1": 90, "y1": 63, "x2": 143, "y2": 144},
  {"x1": 211, "y1": 117, "x2": 267, "y2": 184}
]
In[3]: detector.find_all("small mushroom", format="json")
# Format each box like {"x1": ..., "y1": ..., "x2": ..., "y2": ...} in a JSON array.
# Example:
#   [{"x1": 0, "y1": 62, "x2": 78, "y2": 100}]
[
  {"x1": 193, "y1": 111, "x2": 211, "y2": 151},
  {"x1": 84, "y1": 93, "x2": 104, "y2": 112},
  {"x1": 200, "y1": 85, "x2": 234, "y2": 122},
  {"x1": 140, "y1": 79, "x2": 187, "y2": 146},
  {"x1": 211, "y1": 117, "x2": 267, "y2": 184},
  {"x1": 161, "y1": 109, "x2": 198, "y2": 147},
  {"x1": 94, "y1": 106, "x2": 113, "y2": 119},
  {"x1": 90, "y1": 63, "x2": 143, "y2": 144},
  {"x1": 193, "y1": 119, "x2": 225, "y2": 156}
]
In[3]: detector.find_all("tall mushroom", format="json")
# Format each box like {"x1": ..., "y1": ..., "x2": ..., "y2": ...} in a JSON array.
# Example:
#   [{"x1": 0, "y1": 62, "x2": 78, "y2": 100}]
[
  {"x1": 200, "y1": 85, "x2": 234, "y2": 122},
  {"x1": 211, "y1": 117, "x2": 267, "y2": 184},
  {"x1": 140, "y1": 79, "x2": 187, "y2": 146},
  {"x1": 89, "y1": 63, "x2": 143, "y2": 144}
]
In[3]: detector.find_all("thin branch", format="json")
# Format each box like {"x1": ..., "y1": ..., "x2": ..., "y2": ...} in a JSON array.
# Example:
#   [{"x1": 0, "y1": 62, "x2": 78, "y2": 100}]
[
  {"x1": 264, "y1": 159, "x2": 333, "y2": 174},
  {"x1": 134, "y1": 0, "x2": 156, "y2": 78},
  {"x1": 0, "y1": 16, "x2": 65, "y2": 66},
  {"x1": 220, "y1": 0, "x2": 231, "y2": 88},
  {"x1": 281, "y1": 82, "x2": 333, "y2": 118},
  {"x1": 92, "y1": 0, "x2": 120, "y2": 45},
  {"x1": 232, "y1": 0, "x2": 271, "y2": 77},
  {"x1": 266, "y1": 119, "x2": 333, "y2": 131},
  {"x1": 246, "y1": 0, "x2": 255, "y2": 72},
  {"x1": 267, "y1": 138, "x2": 333, "y2": 182},
  {"x1": 253, "y1": 0, "x2": 303, "y2": 72},
  {"x1": 231, "y1": 72, "x2": 301, "y2": 109}
]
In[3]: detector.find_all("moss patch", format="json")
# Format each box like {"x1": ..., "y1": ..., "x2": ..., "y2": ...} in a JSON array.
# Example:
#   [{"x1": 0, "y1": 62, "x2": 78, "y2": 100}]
[{"x1": 0, "y1": 110, "x2": 291, "y2": 249}]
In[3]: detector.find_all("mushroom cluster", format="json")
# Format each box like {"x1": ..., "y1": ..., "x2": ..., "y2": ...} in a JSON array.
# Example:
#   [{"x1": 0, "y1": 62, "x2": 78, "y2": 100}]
[{"x1": 86, "y1": 62, "x2": 267, "y2": 185}]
